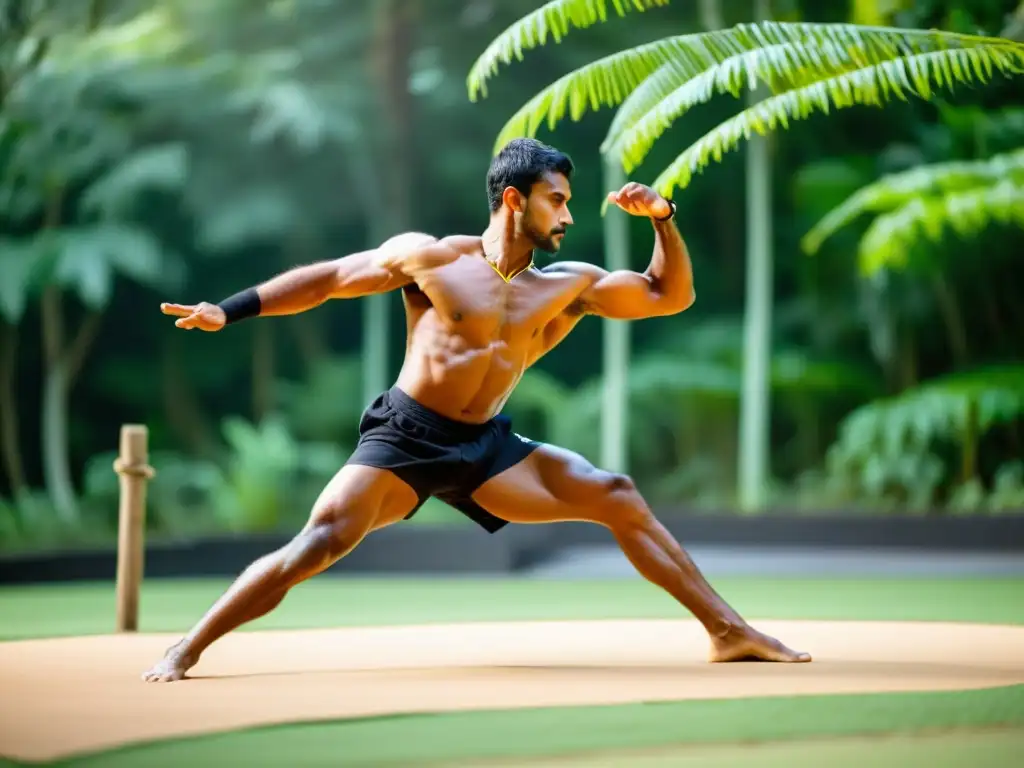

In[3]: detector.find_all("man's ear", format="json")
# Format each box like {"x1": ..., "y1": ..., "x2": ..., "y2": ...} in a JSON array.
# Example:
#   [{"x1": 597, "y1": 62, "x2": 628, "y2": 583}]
[{"x1": 501, "y1": 186, "x2": 526, "y2": 213}]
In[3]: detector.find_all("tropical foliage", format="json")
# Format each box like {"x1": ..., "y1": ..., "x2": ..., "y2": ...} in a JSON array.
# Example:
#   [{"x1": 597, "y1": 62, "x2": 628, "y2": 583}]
[
  {"x1": 802, "y1": 146, "x2": 1024, "y2": 273},
  {"x1": 2, "y1": 0, "x2": 1024, "y2": 552},
  {"x1": 467, "y1": 0, "x2": 1024, "y2": 199}
]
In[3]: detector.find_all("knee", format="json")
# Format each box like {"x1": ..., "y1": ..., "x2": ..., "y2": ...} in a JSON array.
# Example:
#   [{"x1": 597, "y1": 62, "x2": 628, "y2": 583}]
[
  {"x1": 286, "y1": 504, "x2": 372, "y2": 573},
  {"x1": 593, "y1": 472, "x2": 650, "y2": 528}
]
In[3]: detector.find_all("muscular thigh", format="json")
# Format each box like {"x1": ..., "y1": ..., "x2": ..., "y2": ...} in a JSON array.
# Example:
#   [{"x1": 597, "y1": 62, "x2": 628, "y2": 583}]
[
  {"x1": 470, "y1": 443, "x2": 639, "y2": 526},
  {"x1": 304, "y1": 464, "x2": 419, "y2": 537}
]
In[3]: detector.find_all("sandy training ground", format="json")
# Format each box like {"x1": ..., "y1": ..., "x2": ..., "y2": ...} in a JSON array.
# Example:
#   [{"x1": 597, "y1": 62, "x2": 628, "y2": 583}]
[{"x1": 2, "y1": 618, "x2": 1023, "y2": 762}]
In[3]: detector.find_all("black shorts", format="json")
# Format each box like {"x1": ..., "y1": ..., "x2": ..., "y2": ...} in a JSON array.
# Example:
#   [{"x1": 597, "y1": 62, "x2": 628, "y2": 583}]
[{"x1": 345, "y1": 387, "x2": 542, "y2": 533}]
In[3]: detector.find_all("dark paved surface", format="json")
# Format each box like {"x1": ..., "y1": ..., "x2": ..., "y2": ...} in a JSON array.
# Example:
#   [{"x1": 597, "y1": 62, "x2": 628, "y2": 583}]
[{"x1": 524, "y1": 544, "x2": 1024, "y2": 578}]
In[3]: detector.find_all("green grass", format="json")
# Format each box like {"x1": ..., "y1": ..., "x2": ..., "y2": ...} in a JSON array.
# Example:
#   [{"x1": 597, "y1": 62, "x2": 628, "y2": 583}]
[
  {"x1": 2, "y1": 576, "x2": 1022, "y2": 766},
  {"x1": 3, "y1": 576, "x2": 1023, "y2": 641},
  {"x1": 30, "y1": 684, "x2": 1024, "y2": 767},
  {"x1": 473, "y1": 727, "x2": 1024, "y2": 767}
]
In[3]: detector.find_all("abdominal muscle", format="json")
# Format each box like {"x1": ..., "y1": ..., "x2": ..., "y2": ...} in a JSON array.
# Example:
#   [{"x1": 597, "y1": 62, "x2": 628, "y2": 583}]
[{"x1": 392, "y1": 313, "x2": 531, "y2": 423}]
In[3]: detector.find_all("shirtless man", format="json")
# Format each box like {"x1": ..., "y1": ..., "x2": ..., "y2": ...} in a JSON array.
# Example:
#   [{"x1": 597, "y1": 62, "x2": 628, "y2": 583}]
[{"x1": 145, "y1": 138, "x2": 809, "y2": 682}]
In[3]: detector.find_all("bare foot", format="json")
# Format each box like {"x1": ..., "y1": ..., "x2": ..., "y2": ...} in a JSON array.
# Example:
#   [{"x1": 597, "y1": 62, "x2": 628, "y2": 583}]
[
  {"x1": 709, "y1": 624, "x2": 812, "y2": 663},
  {"x1": 141, "y1": 641, "x2": 198, "y2": 682}
]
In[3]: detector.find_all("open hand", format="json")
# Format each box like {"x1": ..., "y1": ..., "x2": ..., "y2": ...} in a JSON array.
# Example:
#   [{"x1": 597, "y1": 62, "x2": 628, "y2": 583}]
[
  {"x1": 606, "y1": 182, "x2": 672, "y2": 219},
  {"x1": 160, "y1": 302, "x2": 226, "y2": 331}
]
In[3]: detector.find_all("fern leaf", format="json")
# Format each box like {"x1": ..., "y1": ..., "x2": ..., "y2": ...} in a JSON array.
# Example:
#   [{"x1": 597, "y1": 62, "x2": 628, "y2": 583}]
[
  {"x1": 802, "y1": 148, "x2": 1024, "y2": 255},
  {"x1": 605, "y1": 39, "x2": 890, "y2": 172},
  {"x1": 475, "y1": 20, "x2": 1024, "y2": 172},
  {"x1": 482, "y1": 21, "x2": 893, "y2": 156},
  {"x1": 652, "y1": 45, "x2": 1024, "y2": 199},
  {"x1": 466, "y1": 0, "x2": 671, "y2": 102},
  {"x1": 858, "y1": 180, "x2": 1024, "y2": 274},
  {"x1": 834, "y1": 364, "x2": 1024, "y2": 453},
  {"x1": 481, "y1": 32, "x2": 708, "y2": 154},
  {"x1": 483, "y1": 21, "x2": 816, "y2": 155}
]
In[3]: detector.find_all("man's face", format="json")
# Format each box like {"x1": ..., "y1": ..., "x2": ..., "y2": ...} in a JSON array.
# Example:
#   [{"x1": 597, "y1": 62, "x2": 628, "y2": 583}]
[{"x1": 520, "y1": 171, "x2": 574, "y2": 254}]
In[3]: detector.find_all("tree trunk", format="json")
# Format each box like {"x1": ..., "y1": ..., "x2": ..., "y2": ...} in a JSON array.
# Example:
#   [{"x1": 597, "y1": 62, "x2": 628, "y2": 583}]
[
  {"x1": 1001, "y1": 1, "x2": 1024, "y2": 41},
  {"x1": 737, "y1": 0, "x2": 774, "y2": 513},
  {"x1": 601, "y1": 157, "x2": 630, "y2": 474},
  {"x1": 40, "y1": 286, "x2": 102, "y2": 523},
  {"x1": 20, "y1": 0, "x2": 109, "y2": 520},
  {"x1": 698, "y1": 0, "x2": 723, "y2": 30},
  {"x1": 360, "y1": 0, "x2": 416, "y2": 405},
  {"x1": 38, "y1": 184, "x2": 76, "y2": 521},
  {"x1": 0, "y1": 322, "x2": 26, "y2": 497}
]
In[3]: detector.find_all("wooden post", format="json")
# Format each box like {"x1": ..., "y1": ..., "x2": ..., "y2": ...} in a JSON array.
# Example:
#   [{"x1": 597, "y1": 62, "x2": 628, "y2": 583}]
[{"x1": 113, "y1": 424, "x2": 155, "y2": 632}]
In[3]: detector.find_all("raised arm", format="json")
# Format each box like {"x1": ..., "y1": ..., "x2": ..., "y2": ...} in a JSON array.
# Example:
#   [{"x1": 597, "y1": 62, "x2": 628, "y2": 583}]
[
  {"x1": 573, "y1": 183, "x2": 695, "y2": 320},
  {"x1": 161, "y1": 232, "x2": 443, "y2": 331}
]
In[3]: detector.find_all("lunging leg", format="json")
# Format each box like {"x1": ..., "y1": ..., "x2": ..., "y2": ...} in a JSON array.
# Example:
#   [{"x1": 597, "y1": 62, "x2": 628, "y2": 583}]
[
  {"x1": 471, "y1": 444, "x2": 811, "y2": 663},
  {"x1": 142, "y1": 465, "x2": 418, "y2": 681}
]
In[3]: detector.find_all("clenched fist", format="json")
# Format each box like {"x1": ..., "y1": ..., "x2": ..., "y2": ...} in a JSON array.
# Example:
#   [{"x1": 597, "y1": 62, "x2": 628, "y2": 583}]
[
  {"x1": 606, "y1": 182, "x2": 673, "y2": 220},
  {"x1": 160, "y1": 302, "x2": 226, "y2": 331}
]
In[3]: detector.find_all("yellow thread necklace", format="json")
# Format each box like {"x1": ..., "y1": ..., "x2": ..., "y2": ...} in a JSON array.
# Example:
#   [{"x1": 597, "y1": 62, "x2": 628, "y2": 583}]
[{"x1": 484, "y1": 252, "x2": 534, "y2": 283}]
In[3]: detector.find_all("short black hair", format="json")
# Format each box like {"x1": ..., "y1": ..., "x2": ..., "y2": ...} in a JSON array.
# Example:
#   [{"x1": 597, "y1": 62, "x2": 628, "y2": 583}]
[{"x1": 486, "y1": 138, "x2": 574, "y2": 212}]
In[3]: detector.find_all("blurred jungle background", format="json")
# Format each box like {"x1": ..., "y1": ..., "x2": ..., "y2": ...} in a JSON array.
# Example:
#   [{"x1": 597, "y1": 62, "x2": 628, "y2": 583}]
[{"x1": 2, "y1": 0, "x2": 1024, "y2": 552}]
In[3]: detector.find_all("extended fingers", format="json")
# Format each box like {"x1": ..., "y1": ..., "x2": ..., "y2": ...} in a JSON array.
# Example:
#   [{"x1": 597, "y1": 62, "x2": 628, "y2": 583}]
[
  {"x1": 174, "y1": 312, "x2": 201, "y2": 329},
  {"x1": 161, "y1": 302, "x2": 195, "y2": 317},
  {"x1": 607, "y1": 184, "x2": 647, "y2": 212},
  {"x1": 612, "y1": 182, "x2": 649, "y2": 200}
]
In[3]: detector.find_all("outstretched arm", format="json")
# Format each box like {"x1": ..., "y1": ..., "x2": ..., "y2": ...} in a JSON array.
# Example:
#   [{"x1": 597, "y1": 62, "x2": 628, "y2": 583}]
[
  {"x1": 567, "y1": 183, "x2": 695, "y2": 320},
  {"x1": 161, "y1": 232, "x2": 442, "y2": 331},
  {"x1": 251, "y1": 232, "x2": 440, "y2": 312}
]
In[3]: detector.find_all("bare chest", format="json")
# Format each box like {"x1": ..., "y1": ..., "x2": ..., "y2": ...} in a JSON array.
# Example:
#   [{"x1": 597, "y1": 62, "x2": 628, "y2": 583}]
[{"x1": 411, "y1": 263, "x2": 584, "y2": 344}]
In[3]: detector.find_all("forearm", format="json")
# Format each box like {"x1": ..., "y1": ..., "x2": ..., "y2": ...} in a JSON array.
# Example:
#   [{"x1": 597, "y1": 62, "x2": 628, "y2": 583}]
[
  {"x1": 646, "y1": 217, "x2": 695, "y2": 310},
  {"x1": 218, "y1": 247, "x2": 401, "y2": 323},
  {"x1": 214, "y1": 261, "x2": 340, "y2": 325},
  {"x1": 253, "y1": 261, "x2": 342, "y2": 317},
  {"x1": 214, "y1": 233, "x2": 434, "y2": 325}
]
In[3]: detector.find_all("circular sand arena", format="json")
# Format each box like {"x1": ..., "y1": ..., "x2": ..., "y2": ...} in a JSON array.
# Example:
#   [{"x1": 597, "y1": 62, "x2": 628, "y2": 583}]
[{"x1": 2, "y1": 619, "x2": 1023, "y2": 762}]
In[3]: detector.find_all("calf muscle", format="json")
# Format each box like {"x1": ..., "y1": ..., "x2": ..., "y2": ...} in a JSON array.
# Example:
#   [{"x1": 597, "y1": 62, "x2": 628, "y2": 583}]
[{"x1": 142, "y1": 465, "x2": 417, "y2": 682}]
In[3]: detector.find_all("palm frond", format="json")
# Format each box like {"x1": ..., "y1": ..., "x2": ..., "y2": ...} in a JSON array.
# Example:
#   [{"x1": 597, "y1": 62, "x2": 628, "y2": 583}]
[
  {"x1": 471, "y1": 18, "x2": 1024, "y2": 197},
  {"x1": 802, "y1": 148, "x2": 1024, "y2": 255},
  {"x1": 857, "y1": 180, "x2": 1024, "y2": 274},
  {"x1": 651, "y1": 45, "x2": 1024, "y2": 199},
  {"x1": 479, "y1": 21, "x2": 906, "y2": 156},
  {"x1": 479, "y1": 33, "x2": 709, "y2": 154},
  {"x1": 604, "y1": 37, "x2": 907, "y2": 172},
  {"x1": 466, "y1": 0, "x2": 670, "y2": 102}
]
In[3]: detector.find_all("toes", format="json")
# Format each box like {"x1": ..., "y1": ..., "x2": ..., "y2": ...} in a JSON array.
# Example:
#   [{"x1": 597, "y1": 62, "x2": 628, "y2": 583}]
[
  {"x1": 765, "y1": 643, "x2": 812, "y2": 663},
  {"x1": 142, "y1": 665, "x2": 179, "y2": 682},
  {"x1": 710, "y1": 632, "x2": 813, "y2": 664}
]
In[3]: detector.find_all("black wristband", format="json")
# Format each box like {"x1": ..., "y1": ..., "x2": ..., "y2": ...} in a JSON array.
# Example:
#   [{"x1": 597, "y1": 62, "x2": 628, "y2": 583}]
[
  {"x1": 217, "y1": 287, "x2": 262, "y2": 325},
  {"x1": 653, "y1": 199, "x2": 676, "y2": 222}
]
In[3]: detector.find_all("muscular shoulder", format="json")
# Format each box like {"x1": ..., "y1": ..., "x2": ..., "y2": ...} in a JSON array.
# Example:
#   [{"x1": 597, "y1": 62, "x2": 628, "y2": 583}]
[
  {"x1": 378, "y1": 232, "x2": 461, "y2": 272},
  {"x1": 539, "y1": 261, "x2": 608, "y2": 316},
  {"x1": 540, "y1": 260, "x2": 608, "y2": 283}
]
